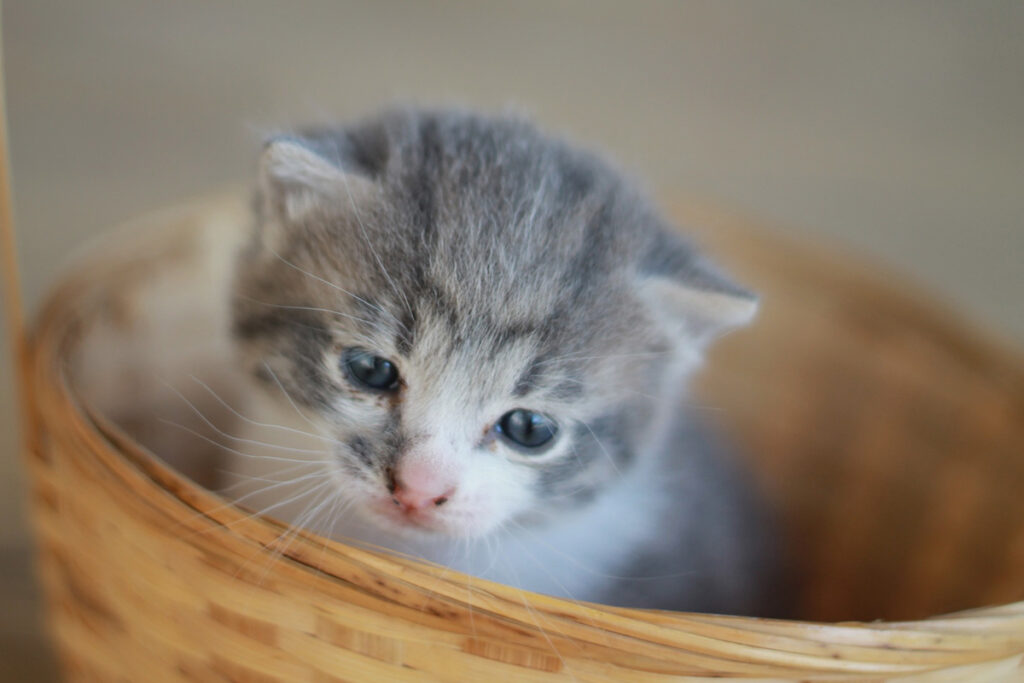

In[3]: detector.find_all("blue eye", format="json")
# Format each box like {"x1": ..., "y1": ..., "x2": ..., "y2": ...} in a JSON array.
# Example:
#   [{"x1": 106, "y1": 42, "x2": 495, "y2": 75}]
[
  {"x1": 343, "y1": 348, "x2": 400, "y2": 391},
  {"x1": 497, "y1": 409, "x2": 558, "y2": 450}
]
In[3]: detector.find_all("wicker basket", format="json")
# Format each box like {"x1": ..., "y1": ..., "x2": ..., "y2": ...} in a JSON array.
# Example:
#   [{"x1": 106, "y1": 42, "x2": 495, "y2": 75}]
[{"x1": 19, "y1": 194, "x2": 1024, "y2": 681}]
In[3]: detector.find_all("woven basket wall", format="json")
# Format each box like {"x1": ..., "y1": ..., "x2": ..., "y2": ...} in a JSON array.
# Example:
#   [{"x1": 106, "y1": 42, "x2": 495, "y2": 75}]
[{"x1": 22, "y1": 195, "x2": 1024, "y2": 681}]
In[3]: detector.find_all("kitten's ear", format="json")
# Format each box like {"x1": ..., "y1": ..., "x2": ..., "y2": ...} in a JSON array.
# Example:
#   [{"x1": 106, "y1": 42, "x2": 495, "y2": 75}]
[
  {"x1": 258, "y1": 137, "x2": 375, "y2": 223},
  {"x1": 638, "y1": 231, "x2": 758, "y2": 346}
]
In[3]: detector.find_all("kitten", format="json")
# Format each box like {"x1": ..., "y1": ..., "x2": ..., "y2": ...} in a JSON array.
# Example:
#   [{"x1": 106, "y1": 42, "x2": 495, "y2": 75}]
[{"x1": 226, "y1": 108, "x2": 775, "y2": 615}]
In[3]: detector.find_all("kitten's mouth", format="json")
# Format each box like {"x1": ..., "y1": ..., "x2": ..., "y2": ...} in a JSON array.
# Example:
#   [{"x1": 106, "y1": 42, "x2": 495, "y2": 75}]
[{"x1": 370, "y1": 498, "x2": 447, "y2": 533}]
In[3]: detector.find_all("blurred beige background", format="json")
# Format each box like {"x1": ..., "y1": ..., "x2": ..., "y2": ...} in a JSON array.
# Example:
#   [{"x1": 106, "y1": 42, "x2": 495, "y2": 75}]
[{"x1": 1, "y1": 1, "x2": 1021, "y2": 679}]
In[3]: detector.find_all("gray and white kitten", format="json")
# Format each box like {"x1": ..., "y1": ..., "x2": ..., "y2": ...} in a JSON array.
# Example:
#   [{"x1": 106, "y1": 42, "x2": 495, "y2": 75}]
[{"x1": 227, "y1": 108, "x2": 774, "y2": 615}]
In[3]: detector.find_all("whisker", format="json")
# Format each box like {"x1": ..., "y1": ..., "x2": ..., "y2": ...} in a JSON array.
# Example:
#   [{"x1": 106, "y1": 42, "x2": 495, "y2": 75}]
[
  {"x1": 578, "y1": 419, "x2": 622, "y2": 477},
  {"x1": 159, "y1": 413, "x2": 328, "y2": 455},
  {"x1": 254, "y1": 484, "x2": 340, "y2": 586},
  {"x1": 261, "y1": 362, "x2": 323, "y2": 432},
  {"x1": 159, "y1": 419, "x2": 324, "y2": 465},
  {"x1": 266, "y1": 243, "x2": 410, "y2": 344},
  {"x1": 231, "y1": 476, "x2": 337, "y2": 529},
  {"x1": 237, "y1": 295, "x2": 388, "y2": 334},
  {"x1": 187, "y1": 374, "x2": 339, "y2": 444},
  {"x1": 218, "y1": 461, "x2": 325, "y2": 493},
  {"x1": 225, "y1": 475, "x2": 336, "y2": 582},
  {"x1": 177, "y1": 466, "x2": 333, "y2": 538},
  {"x1": 309, "y1": 492, "x2": 350, "y2": 581}
]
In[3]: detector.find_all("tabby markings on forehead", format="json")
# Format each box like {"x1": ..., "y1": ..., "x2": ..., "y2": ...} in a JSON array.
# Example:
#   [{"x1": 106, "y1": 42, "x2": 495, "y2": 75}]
[
  {"x1": 492, "y1": 317, "x2": 547, "y2": 353},
  {"x1": 394, "y1": 307, "x2": 418, "y2": 356},
  {"x1": 407, "y1": 118, "x2": 442, "y2": 240}
]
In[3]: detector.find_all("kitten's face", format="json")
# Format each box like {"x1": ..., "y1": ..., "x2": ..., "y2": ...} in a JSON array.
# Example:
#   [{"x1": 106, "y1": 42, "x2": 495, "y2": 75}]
[{"x1": 232, "y1": 110, "x2": 755, "y2": 539}]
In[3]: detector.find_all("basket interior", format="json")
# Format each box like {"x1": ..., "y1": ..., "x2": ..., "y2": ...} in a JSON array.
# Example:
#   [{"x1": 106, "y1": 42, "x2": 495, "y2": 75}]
[
  {"x1": 43, "y1": 195, "x2": 1024, "y2": 625},
  {"x1": 683, "y1": 203, "x2": 1024, "y2": 622}
]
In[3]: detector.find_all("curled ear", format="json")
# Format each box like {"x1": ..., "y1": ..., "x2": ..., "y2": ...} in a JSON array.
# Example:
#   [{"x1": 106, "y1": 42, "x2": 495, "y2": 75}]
[
  {"x1": 638, "y1": 230, "x2": 758, "y2": 346},
  {"x1": 258, "y1": 136, "x2": 377, "y2": 225}
]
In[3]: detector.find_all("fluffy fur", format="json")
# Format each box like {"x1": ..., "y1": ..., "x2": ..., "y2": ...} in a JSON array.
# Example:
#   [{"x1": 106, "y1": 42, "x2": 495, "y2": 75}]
[{"x1": 226, "y1": 108, "x2": 775, "y2": 614}]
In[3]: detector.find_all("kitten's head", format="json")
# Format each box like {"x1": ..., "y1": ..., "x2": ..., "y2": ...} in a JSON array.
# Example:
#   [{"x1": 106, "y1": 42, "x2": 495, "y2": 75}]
[{"x1": 232, "y1": 108, "x2": 756, "y2": 539}]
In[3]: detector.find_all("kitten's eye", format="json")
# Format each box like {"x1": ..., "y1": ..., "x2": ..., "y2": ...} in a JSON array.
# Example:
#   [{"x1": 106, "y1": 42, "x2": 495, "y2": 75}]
[
  {"x1": 343, "y1": 348, "x2": 400, "y2": 391},
  {"x1": 497, "y1": 409, "x2": 558, "y2": 450}
]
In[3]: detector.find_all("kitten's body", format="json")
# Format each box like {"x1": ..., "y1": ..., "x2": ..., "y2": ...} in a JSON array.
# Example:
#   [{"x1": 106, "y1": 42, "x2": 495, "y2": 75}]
[{"x1": 222, "y1": 108, "x2": 775, "y2": 615}]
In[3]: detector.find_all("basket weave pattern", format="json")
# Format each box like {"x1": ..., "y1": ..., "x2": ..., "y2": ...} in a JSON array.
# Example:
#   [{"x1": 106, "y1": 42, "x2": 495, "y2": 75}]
[{"x1": 24, "y1": 196, "x2": 1024, "y2": 680}]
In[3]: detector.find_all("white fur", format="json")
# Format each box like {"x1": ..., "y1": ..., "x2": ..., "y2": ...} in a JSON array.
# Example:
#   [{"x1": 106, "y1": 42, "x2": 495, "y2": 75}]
[{"x1": 226, "y1": 387, "x2": 670, "y2": 603}]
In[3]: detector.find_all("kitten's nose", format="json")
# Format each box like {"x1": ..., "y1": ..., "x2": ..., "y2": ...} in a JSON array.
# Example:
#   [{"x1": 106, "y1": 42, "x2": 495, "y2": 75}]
[{"x1": 388, "y1": 460, "x2": 456, "y2": 511}]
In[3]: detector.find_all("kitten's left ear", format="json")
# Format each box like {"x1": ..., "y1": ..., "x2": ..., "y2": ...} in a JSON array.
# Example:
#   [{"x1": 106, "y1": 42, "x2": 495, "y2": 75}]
[
  {"x1": 638, "y1": 230, "x2": 758, "y2": 346},
  {"x1": 259, "y1": 137, "x2": 375, "y2": 223}
]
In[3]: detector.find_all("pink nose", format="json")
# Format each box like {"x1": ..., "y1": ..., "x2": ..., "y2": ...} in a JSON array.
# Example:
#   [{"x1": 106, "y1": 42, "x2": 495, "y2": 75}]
[{"x1": 388, "y1": 460, "x2": 456, "y2": 511}]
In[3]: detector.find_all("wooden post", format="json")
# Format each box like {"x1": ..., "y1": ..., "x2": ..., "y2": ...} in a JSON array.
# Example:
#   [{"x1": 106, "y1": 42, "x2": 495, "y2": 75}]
[{"x1": 0, "y1": 9, "x2": 31, "y2": 438}]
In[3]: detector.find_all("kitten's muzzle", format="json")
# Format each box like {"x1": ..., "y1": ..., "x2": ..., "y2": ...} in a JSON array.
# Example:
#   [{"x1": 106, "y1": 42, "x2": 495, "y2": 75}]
[{"x1": 385, "y1": 462, "x2": 456, "y2": 513}]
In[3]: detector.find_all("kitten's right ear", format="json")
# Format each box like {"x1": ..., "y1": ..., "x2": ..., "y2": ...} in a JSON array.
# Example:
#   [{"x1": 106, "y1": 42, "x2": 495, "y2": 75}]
[
  {"x1": 258, "y1": 137, "x2": 375, "y2": 224},
  {"x1": 638, "y1": 229, "x2": 759, "y2": 348}
]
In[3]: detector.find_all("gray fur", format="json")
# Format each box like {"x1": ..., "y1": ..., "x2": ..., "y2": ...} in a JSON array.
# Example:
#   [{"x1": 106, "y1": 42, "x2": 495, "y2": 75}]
[{"x1": 230, "y1": 107, "x2": 776, "y2": 615}]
